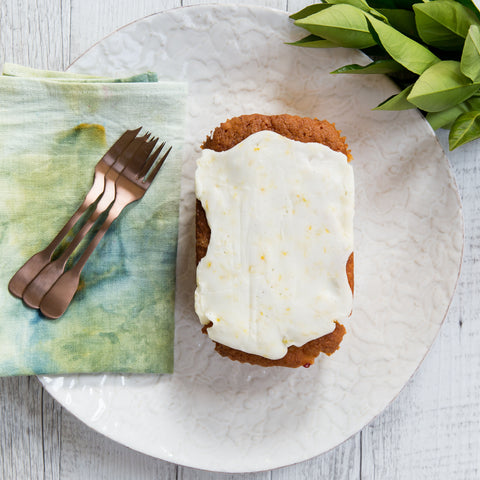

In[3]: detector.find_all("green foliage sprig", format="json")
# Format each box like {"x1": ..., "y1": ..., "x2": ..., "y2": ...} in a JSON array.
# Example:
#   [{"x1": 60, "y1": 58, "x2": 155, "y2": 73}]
[{"x1": 290, "y1": 0, "x2": 480, "y2": 150}]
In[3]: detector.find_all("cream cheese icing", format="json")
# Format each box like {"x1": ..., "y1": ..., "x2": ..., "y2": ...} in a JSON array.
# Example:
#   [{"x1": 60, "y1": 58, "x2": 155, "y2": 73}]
[{"x1": 195, "y1": 130, "x2": 354, "y2": 360}]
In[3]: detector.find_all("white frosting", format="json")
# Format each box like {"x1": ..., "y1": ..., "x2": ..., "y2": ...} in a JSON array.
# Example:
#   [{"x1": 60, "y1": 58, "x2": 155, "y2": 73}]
[{"x1": 195, "y1": 130, "x2": 354, "y2": 360}]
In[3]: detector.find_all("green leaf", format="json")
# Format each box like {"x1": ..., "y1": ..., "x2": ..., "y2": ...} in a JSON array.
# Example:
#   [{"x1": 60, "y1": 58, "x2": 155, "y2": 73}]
[
  {"x1": 324, "y1": 0, "x2": 370, "y2": 11},
  {"x1": 365, "y1": 13, "x2": 440, "y2": 74},
  {"x1": 429, "y1": 95, "x2": 480, "y2": 129},
  {"x1": 294, "y1": 5, "x2": 377, "y2": 49},
  {"x1": 324, "y1": 0, "x2": 388, "y2": 21},
  {"x1": 368, "y1": 0, "x2": 398, "y2": 8},
  {"x1": 287, "y1": 34, "x2": 339, "y2": 48},
  {"x1": 331, "y1": 59, "x2": 405, "y2": 74},
  {"x1": 466, "y1": 94, "x2": 480, "y2": 109},
  {"x1": 407, "y1": 60, "x2": 480, "y2": 112},
  {"x1": 374, "y1": 85, "x2": 416, "y2": 110},
  {"x1": 449, "y1": 110, "x2": 480, "y2": 149},
  {"x1": 425, "y1": 95, "x2": 480, "y2": 129},
  {"x1": 290, "y1": 4, "x2": 330, "y2": 20},
  {"x1": 452, "y1": 0, "x2": 480, "y2": 21},
  {"x1": 361, "y1": 44, "x2": 389, "y2": 60},
  {"x1": 370, "y1": 0, "x2": 418, "y2": 9},
  {"x1": 377, "y1": 8, "x2": 420, "y2": 39},
  {"x1": 461, "y1": 24, "x2": 480, "y2": 81},
  {"x1": 426, "y1": 104, "x2": 469, "y2": 129},
  {"x1": 413, "y1": 1, "x2": 480, "y2": 50}
]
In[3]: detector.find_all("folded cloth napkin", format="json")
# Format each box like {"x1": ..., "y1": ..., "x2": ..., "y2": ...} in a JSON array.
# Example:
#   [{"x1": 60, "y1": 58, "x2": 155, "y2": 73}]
[{"x1": 0, "y1": 64, "x2": 187, "y2": 376}]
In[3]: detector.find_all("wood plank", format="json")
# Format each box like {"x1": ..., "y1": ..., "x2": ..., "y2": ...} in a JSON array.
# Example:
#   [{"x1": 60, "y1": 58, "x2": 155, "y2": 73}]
[
  {"x1": 0, "y1": 377, "x2": 44, "y2": 480},
  {"x1": 287, "y1": 0, "x2": 315, "y2": 13},
  {"x1": 0, "y1": 0, "x2": 65, "y2": 69},
  {"x1": 273, "y1": 435, "x2": 361, "y2": 480},
  {"x1": 178, "y1": 467, "x2": 271, "y2": 480},
  {"x1": 42, "y1": 381, "x2": 63, "y2": 480},
  {"x1": 61, "y1": 0, "x2": 72, "y2": 70}
]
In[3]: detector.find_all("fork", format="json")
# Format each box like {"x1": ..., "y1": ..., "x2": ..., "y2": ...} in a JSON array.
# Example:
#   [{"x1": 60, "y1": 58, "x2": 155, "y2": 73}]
[
  {"x1": 39, "y1": 141, "x2": 171, "y2": 319},
  {"x1": 22, "y1": 133, "x2": 158, "y2": 309},
  {"x1": 8, "y1": 128, "x2": 141, "y2": 299}
]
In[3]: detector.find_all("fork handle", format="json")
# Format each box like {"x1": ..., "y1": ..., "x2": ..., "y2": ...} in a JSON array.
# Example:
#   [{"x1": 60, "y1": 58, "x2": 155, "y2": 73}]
[
  {"x1": 39, "y1": 196, "x2": 135, "y2": 319},
  {"x1": 7, "y1": 172, "x2": 105, "y2": 298}
]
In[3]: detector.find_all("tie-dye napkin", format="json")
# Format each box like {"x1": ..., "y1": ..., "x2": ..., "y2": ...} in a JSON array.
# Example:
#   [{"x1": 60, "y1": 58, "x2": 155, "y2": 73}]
[{"x1": 0, "y1": 64, "x2": 187, "y2": 375}]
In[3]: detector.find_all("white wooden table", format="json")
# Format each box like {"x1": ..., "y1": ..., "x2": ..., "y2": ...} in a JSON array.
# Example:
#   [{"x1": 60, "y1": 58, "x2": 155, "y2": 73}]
[{"x1": 0, "y1": 1, "x2": 479, "y2": 479}]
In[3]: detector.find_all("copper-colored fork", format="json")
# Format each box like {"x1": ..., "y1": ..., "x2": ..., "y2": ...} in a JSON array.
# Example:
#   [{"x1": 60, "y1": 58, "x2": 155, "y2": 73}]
[
  {"x1": 8, "y1": 128, "x2": 141, "y2": 299},
  {"x1": 22, "y1": 133, "x2": 158, "y2": 309},
  {"x1": 39, "y1": 141, "x2": 171, "y2": 319}
]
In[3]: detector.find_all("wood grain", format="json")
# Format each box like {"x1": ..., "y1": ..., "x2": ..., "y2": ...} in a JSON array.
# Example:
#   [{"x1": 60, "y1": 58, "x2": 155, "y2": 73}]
[
  {"x1": 0, "y1": 1, "x2": 479, "y2": 479},
  {"x1": 0, "y1": 0, "x2": 66, "y2": 69},
  {"x1": 0, "y1": 377, "x2": 44, "y2": 480},
  {"x1": 42, "y1": 386, "x2": 62, "y2": 480},
  {"x1": 273, "y1": 435, "x2": 360, "y2": 480},
  {"x1": 178, "y1": 469, "x2": 271, "y2": 480}
]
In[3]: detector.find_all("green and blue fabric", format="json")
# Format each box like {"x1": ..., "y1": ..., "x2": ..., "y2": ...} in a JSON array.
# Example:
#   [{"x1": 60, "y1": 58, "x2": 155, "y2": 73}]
[{"x1": 0, "y1": 64, "x2": 186, "y2": 375}]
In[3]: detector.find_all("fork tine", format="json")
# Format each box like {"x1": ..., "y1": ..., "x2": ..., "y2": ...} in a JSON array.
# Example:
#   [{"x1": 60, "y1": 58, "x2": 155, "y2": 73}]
[
  {"x1": 101, "y1": 127, "x2": 142, "y2": 167},
  {"x1": 138, "y1": 141, "x2": 165, "y2": 179},
  {"x1": 143, "y1": 137, "x2": 159, "y2": 159},
  {"x1": 110, "y1": 135, "x2": 145, "y2": 174},
  {"x1": 111, "y1": 128, "x2": 142, "y2": 152},
  {"x1": 145, "y1": 145, "x2": 172, "y2": 185},
  {"x1": 127, "y1": 126, "x2": 142, "y2": 137},
  {"x1": 125, "y1": 137, "x2": 159, "y2": 175},
  {"x1": 141, "y1": 137, "x2": 159, "y2": 161}
]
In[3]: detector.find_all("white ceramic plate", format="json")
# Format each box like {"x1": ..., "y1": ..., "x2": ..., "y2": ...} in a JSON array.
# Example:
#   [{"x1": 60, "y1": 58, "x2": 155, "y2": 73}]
[{"x1": 39, "y1": 5, "x2": 463, "y2": 473}]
